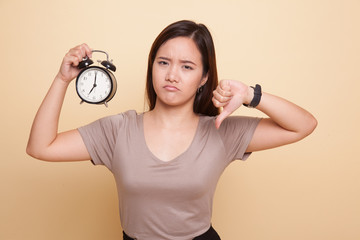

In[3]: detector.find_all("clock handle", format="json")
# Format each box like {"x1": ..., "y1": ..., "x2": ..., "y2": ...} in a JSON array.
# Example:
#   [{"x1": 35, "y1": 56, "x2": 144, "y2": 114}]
[
  {"x1": 92, "y1": 50, "x2": 117, "y2": 72},
  {"x1": 78, "y1": 50, "x2": 116, "y2": 72}
]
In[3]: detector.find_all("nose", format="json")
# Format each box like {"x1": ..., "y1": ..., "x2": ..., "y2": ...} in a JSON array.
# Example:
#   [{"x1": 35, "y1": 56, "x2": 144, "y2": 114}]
[{"x1": 165, "y1": 65, "x2": 179, "y2": 83}]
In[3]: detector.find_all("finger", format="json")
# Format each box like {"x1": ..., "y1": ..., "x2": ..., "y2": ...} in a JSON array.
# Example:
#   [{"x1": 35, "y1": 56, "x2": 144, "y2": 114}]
[
  {"x1": 72, "y1": 47, "x2": 86, "y2": 62},
  {"x1": 215, "y1": 109, "x2": 232, "y2": 129},
  {"x1": 71, "y1": 55, "x2": 80, "y2": 67},
  {"x1": 63, "y1": 52, "x2": 81, "y2": 68},
  {"x1": 213, "y1": 90, "x2": 232, "y2": 103},
  {"x1": 212, "y1": 96, "x2": 228, "y2": 108},
  {"x1": 219, "y1": 79, "x2": 231, "y2": 92},
  {"x1": 215, "y1": 81, "x2": 231, "y2": 97},
  {"x1": 69, "y1": 44, "x2": 92, "y2": 61},
  {"x1": 215, "y1": 87, "x2": 232, "y2": 98},
  {"x1": 80, "y1": 43, "x2": 92, "y2": 59}
]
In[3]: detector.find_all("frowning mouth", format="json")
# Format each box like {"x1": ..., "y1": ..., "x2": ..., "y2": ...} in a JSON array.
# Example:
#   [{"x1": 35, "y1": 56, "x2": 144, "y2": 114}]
[{"x1": 163, "y1": 85, "x2": 180, "y2": 91}]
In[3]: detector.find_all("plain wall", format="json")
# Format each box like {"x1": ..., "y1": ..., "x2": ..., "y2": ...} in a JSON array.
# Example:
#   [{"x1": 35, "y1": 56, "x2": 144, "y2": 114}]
[{"x1": 1, "y1": 0, "x2": 359, "y2": 239}]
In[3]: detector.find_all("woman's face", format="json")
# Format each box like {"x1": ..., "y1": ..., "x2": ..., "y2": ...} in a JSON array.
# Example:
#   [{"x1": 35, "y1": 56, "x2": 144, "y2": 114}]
[{"x1": 152, "y1": 37, "x2": 208, "y2": 109}]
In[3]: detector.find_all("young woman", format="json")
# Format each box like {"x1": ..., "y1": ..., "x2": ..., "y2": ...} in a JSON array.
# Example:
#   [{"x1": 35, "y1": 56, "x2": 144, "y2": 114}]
[{"x1": 27, "y1": 20, "x2": 317, "y2": 240}]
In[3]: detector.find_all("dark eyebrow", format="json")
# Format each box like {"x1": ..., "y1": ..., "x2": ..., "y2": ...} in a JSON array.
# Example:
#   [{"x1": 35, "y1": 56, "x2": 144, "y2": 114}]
[
  {"x1": 157, "y1": 56, "x2": 197, "y2": 66},
  {"x1": 158, "y1": 57, "x2": 170, "y2": 61},
  {"x1": 180, "y1": 60, "x2": 197, "y2": 66}
]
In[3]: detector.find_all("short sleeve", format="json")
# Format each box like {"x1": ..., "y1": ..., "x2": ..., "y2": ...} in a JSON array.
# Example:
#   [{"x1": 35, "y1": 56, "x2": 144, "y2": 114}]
[
  {"x1": 218, "y1": 116, "x2": 261, "y2": 161},
  {"x1": 78, "y1": 113, "x2": 125, "y2": 169}
]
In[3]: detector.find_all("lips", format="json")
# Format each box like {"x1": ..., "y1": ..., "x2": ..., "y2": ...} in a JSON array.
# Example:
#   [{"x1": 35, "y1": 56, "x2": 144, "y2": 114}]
[{"x1": 163, "y1": 85, "x2": 180, "y2": 91}]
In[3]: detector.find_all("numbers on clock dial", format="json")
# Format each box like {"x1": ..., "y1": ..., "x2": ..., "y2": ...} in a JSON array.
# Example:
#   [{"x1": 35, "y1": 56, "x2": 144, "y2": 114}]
[{"x1": 77, "y1": 68, "x2": 112, "y2": 103}]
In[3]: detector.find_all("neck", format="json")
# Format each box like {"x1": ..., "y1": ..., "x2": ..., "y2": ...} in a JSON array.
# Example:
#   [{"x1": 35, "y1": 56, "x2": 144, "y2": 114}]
[{"x1": 146, "y1": 102, "x2": 198, "y2": 129}]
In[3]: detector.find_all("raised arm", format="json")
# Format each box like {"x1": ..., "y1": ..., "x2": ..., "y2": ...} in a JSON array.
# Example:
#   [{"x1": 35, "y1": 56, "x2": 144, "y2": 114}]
[
  {"x1": 212, "y1": 79, "x2": 317, "y2": 152},
  {"x1": 26, "y1": 44, "x2": 92, "y2": 162}
]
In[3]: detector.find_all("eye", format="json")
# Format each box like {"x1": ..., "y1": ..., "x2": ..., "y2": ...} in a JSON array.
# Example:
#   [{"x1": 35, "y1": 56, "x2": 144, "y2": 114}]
[
  {"x1": 158, "y1": 61, "x2": 168, "y2": 66},
  {"x1": 183, "y1": 65, "x2": 193, "y2": 70}
]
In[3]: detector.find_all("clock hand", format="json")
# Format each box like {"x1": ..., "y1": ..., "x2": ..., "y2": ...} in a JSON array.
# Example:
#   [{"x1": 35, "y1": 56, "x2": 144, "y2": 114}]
[
  {"x1": 94, "y1": 71, "x2": 97, "y2": 84},
  {"x1": 88, "y1": 72, "x2": 98, "y2": 95}
]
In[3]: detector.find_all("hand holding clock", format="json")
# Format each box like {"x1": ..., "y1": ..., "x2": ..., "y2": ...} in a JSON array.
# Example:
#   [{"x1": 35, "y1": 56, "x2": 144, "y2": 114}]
[
  {"x1": 57, "y1": 43, "x2": 93, "y2": 83},
  {"x1": 55, "y1": 44, "x2": 117, "y2": 105}
]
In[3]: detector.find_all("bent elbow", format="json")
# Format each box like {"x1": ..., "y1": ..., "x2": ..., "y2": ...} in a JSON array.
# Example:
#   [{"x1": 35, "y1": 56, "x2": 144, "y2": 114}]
[
  {"x1": 311, "y1": 116, "x2": 318, "y2": 132},
  {"x1": 301, "y1": 114, "x2": 318, "y2": 139},
  {"x1": 308, "y1": 115, "x2": 318, "y2": 134},
  {"x1": 26, "y1": 144, "x2": 39, "y2": 159},
  {"x1": 26, "y1": 142, "x2": 46, "y2": 161}
]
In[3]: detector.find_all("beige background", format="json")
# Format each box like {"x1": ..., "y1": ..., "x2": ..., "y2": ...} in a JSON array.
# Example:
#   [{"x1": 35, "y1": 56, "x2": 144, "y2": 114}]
[{"x1": 1, "y1": 0, "x2": 359, "y2": 239}]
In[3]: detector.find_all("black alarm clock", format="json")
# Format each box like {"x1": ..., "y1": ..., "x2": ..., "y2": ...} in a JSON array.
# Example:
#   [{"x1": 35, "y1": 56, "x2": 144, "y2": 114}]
[{"x1": 76, "y1": 50, "x2": 117, "y2": 107}]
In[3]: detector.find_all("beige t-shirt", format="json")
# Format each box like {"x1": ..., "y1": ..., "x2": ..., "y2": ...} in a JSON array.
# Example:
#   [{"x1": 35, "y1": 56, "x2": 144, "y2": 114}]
[{"x1": 78, "y1": 110, "x2": 260, "y2": 240}]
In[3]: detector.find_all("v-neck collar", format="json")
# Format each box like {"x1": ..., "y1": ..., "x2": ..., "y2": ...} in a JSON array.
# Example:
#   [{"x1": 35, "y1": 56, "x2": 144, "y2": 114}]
[{"x1": 138, "y1": 113, "x2": 203, "y2": 164}]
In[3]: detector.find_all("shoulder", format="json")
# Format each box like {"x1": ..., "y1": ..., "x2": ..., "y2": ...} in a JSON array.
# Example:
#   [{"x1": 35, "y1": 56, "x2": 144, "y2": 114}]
[
  {"x1": 199, "y1": 114, "x2": 216, "y2": 124},
  {"x1": 199, "y1": 114, "x2": 261, "y2": 129},
  {"x1": 199, "y1": 114, "x2": 261, "y2": 139},
  {"x1": 101, "y1": 110, "x2": 139, "y2": 122},
  {"x1": 198, "y1": 115, "x2": 217, "y2": 132},
  {"x1": 221, "y1": 115, "x2": 261, "y2": 127},
  {"x1": 221, "y1": 115, "x2": 261, "y2": 132},
  {"x1": 118, "y1": 110, "x2": 140, "y2": 122},
  {"x1": 81, "y1": 110, "x2": 140, "y2": 131}
]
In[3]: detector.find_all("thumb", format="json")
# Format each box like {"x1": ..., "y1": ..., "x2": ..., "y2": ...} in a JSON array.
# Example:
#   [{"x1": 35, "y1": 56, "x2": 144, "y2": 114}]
[
  {"x1": 219, "y1": 79, "x2": 231, "y2": 92},
  {"x1": 215, "y1": 108, "x2": 232, "y2": 129}
]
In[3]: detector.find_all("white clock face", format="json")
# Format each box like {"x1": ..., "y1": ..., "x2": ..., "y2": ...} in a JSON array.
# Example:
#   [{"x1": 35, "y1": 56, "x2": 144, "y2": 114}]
[{"x1": 76, "y1": 67, "x2": 112, "y2": 103}]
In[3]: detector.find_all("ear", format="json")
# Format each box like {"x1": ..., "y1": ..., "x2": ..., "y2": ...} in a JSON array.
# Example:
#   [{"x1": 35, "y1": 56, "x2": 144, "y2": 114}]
[{"x1": 199, "y1": 72, "x2": 209, "y2": 87}]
